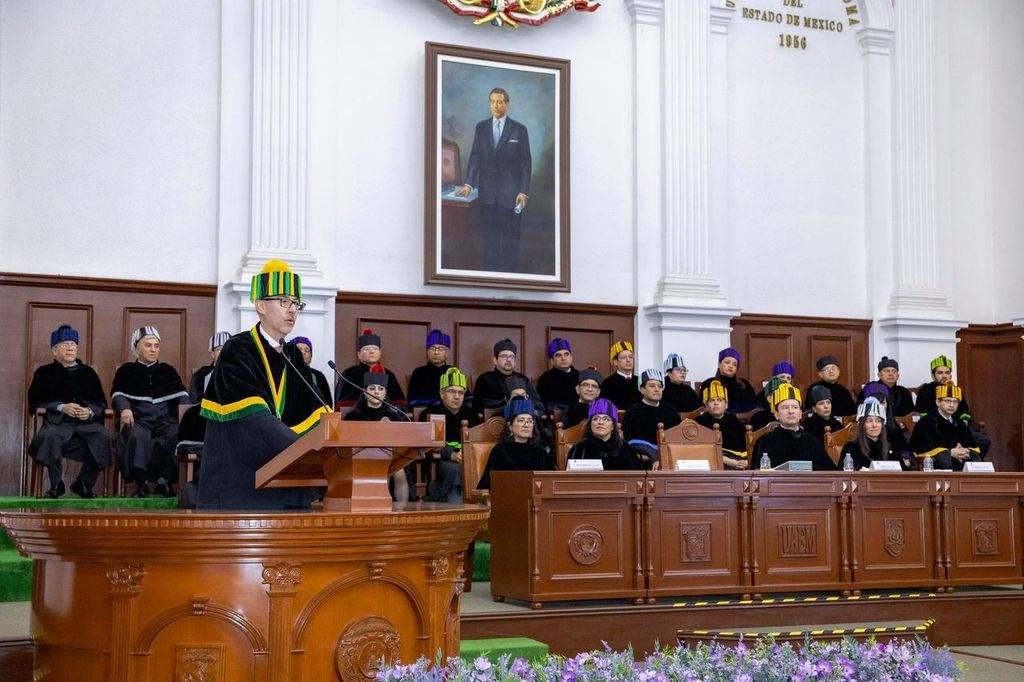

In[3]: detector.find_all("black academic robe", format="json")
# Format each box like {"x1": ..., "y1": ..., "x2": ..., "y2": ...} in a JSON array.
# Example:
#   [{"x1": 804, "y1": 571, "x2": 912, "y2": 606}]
[
  {"x1": 478, "y1": 440, "x2": 554, "y2": 490},
  {"x1": 914, "y1": 381, "x2": 972, "y2": 420},
  {"x1": 111, "y1": 360, "x2": 190, "y2": 482},
  {"x1": 561, "y1": 401, "x2": 592, "y2": 429},
  {"x1": 536, "y1": 367, "x2": 580, "y2": 408},
  {"x1": 473, "y1": 370, "x2": 542, "y2": 412},
  {"x1": 695, "y1": 411, "x2": 747, "y2": 457},
  {"x1": 705, "y1": 374, "x2": 759, "y2": 413},
  {"x1": 858, "y1": 383, "x2": 915, "y2": 417},
  {"x1": 664, "y1": 380, "x2": 701, "y2": 413},
  {"x1": 567, "y1": 434, "x2": 646, "y2": 470},
  {"x1": 335, "y1": 363, "x2": 406, "y2": 404},
  {"x1": 342, "y1": 400, "x2": 408, "y2": 423},
  {"x1": 909, "y1": 411, "x2": 980, "y2": 471},
  {"x1": 188, "y1": 364, "x2": 215, "y2": 403},
  {"x1": 420, "y1": 402, "x2": 481, "y2": 447},
  {"x1": 753, "y1": 426, "x2": 837, "y2": 471},
  {"x1": 802, "y1": 413, "x2": 844, "y2": 446},
  {"x1": 622, "y1": 401, "x2": 682, "y2": 446},
  {"x1": 310, "y1": 367, "x2": 333, "y2": 405},
  {"x1": 407, "y1": 363, "x2": 453, "y2": 406},
  {"x1": 601, "y1": 373, "x2": 641, "y2": 410},
  {"x1": 804, "y1": 380, "x2": 857, "y2": 417},
  {"x1": 840, "y1": 437, "x2": 893, "y2": 471},
  {"x1": 197, "y1": 324, "x2": 330, "y2": 509},
  {"x1": 27, "y1": 360, "x2": 111, "y2": 470}
]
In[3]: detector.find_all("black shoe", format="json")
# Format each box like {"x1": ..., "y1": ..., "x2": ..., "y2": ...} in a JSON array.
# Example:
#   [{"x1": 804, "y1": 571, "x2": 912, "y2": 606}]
[
  {"x1": 132, "y1": 482, "x2": 149, "y2": 498},
  {"x1": 70, "y1": 479, "x2": 97, "y2": 499},
  {"x1": 153, "y1": 483, "x2": 176, "y2": 498},
  {"x1": 44, "y1": 481, "x2": 66, "y2": 499}
]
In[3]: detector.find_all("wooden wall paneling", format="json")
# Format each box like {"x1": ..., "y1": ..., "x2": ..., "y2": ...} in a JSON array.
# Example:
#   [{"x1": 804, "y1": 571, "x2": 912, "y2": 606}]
[
  {"x1": 25, "y1": 303, "x2": 94, "y2": 383},
  {"x1": 957, "y1": 324, "x2": 1024, "y2": 472},
  {"x1": 807, "y1": 335, "x2": 858, "y2": 386},
  {"x1": 123, "y1": 308, "x2": 188, "y2": 383},
  {"x1": 546, "y1": 326, "x2": 616, "y2": 375},
  {"x1": 741, "y1": 333, "x2": 796, "y2": 389},
  {"x1": 455, "y1": 323, "x2": 528, "y2": 383},
  {"x1": 350, "y1": 318, "x2": 433, "y2": 388}
]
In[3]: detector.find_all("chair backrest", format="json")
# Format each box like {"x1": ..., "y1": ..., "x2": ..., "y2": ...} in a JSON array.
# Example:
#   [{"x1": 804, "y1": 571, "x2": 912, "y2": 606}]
[
  {"x1": 824, "y1": 422, "x2": 858, "y2": 467},
  {"x1": 735, "y1": 408, "x2": 762, "y2": 424},
  {"x1": 841, "y1": 415, "x2": 857, "y2": 426},
  {"x1": 554, "y1": 420, "x2": 588, "y2": 470},
  {"x1": 746, "y1": 421, "x2": 779, "y2": 457},
  {"x1": 658, "y1": 418, "x2": 724, "y2": 471},
  {"x1": 461, "y1": 416, "x2": 506, "y2": 503},
  {"x1": 894, "y1": 413, "x2": 920, "y2": 437}
]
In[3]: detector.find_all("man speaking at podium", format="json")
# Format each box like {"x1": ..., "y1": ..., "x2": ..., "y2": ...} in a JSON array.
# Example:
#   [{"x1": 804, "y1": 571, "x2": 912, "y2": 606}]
[{"x1": 197, "y1": 260, "x2": 330, "y2": 509}]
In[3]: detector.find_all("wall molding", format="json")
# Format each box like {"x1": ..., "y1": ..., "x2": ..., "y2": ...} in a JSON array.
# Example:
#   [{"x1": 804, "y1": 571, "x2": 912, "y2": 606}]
[
  {"x1": 0, "y1": 273, "x2": 217, "y2": 297},
  {"x1": 337, "y1": 291, "x2": 636, "y2": 317}
]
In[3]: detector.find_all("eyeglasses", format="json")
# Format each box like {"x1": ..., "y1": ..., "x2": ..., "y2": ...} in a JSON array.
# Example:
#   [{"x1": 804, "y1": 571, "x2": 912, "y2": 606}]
[
  {"x1": 591, "y1": 415, "x2": 613, "y2": 424},
  {"x1": 267, "y1": 297, "x2": 306, "y2": 311}
]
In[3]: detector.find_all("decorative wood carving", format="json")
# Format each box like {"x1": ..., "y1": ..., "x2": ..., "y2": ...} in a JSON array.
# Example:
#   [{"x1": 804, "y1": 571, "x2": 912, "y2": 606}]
[
  {"x1": 680, "y1": 523, "x2": 711, "y2": 563},
  {"x1": 779, "y1": 524, "x2": 818, "y2": 558},
  {"x1": 262, "y1": 563, "x2": 302, "y2": 592},
  {"x1": 335, "y1": 616, "x2": 401, "y2": 681},
  {"x1": 106, "y1": 563, "x2": 146, "y2": 595},
  {"x1": 175, "y1": 644, "x2": 224, "y2": 682},
  {"x1": 972, "y1": 519, "x2": 999, "y2": 556},
  {"x1": 884, "y1": 518, "x2": 906, "y2": 558},
  {"x1": 568, "y1": 524, "x2": 604, "y2": 565}
]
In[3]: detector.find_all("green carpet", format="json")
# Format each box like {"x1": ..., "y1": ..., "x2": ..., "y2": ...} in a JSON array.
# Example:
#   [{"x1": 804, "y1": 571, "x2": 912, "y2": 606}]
[
  {"x1": 0, "y1": 496, "x2": 177, "y2": 602},
  {"x1": 473, "y1": 541, "x2": 491, "y2": 582},
  {"x1": 460, "y1": 637, "x2": 549, "y2": 663}
]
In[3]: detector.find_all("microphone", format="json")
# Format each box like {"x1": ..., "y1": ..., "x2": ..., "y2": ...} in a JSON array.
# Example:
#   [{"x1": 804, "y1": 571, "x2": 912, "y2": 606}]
[
  {"x1": 327, "y1": 360, "x2": 410, "y2": 421},
  {"x1": 278, "y1": 347, "x2": 334, "y2": 413}
]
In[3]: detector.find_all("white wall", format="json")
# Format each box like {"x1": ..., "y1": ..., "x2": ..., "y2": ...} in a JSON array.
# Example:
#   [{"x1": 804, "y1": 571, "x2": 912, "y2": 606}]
[{"x1": 0, "y1": 0, "x2": 220, "y2": 283}]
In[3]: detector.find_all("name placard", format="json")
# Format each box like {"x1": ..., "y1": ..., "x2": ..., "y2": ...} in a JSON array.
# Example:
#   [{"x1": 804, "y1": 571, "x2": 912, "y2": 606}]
[
  {"x1": 964, "y1": 462, "x2": 996, "y2": 473},
  {"x1": 869, "y1": 461, "x2": 903, "y2": 472},
  {"x1": 675, "y1": 460, "x2": 711, "y2": 472},
  {"x1": 774, "y1": 460, "x2": 812, "y2": 471},
  {"x1": 567, "y1": 459, "x2": 604, "y2": 471}
]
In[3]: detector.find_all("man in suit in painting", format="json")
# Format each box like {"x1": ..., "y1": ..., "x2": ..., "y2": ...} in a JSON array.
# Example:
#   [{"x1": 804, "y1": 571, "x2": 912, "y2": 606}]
[{"x1": 455, "y1": 87, "x2": 532, "y2": 273}]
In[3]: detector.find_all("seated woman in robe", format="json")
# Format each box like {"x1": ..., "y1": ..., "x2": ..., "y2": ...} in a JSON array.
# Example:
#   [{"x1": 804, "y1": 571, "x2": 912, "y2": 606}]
[
  {"x1": 478, "y1": 397, "x2": 553, "y2": 489},
  {"x1": 840, "y1": 397, "x2": 896, "y2": 470},
  {"x1": 567, "y1": 399, "x2": 645, "y2": 470}
]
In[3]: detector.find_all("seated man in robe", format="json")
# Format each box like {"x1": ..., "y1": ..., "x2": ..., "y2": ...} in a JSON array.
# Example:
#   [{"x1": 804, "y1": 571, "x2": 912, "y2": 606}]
[
  {"x1": 621, "y1": 368, "x2": 681, "y2": 467},
  {"x1": 914, "y1": 355, "x2": 990, "y2": 459},
  {"x1": 600, "y1": 340, "x2": 641, "y2": 410},
  {"x1": 335, "y1": 328, "x2": 406, "y2": 405},
  {"x1": 290, "y1": 336, "x2": 332, "y2": 405},
  {"x1": 419, "y1": 368, "x2": 481, "y2": 503},
  {"x1": 703, "y1": 347, "x2": 758, "y2": 414},
  {"x1": 754, "y1": 361, "x2": 796, "y2": 417},
  {"x1": 473, "y1": 339, "x2": 542, "y2": 413},
  {"x1": 754, "y1": 384, "x2": 836, "y2": 471},
  {"x1": 694, "y1": 379, "x2": 748, "y2": 469},
  {"x1": 112, "y1": 326, "x2": 191, "y2": 498},
  {"x1": 860, "y1": 356, "x2": 915, "y2": 416},
  {"x1": 27, "y1": 324, "x2": 111, "y2": 498},
  {"x1": 803, "y1": 355, "x2": 856, "y2": 417},
  {"x1": 189, "y1": 332, "x2": 230, "y2": 403},
  {"x1": 801, "y1": 385, "x2": 842, "y2": 445},
  {"x1": 909, "y1": 381, "x2": 980, "y2": 471},
  {"x1": 560, "y1": 367, "x2": 604, "y2": 429},
  {"x1": 198, "y1": 260, "x2": 330, "y2": 510},
  {"x1": 662, "y1": 353, "x2": 700, "y2": 413},
  {"x1": 536, "y1": 338, "x2": 580, "y2": 413},
  {"x1": 750, "y1": 376, "x2": 788, "y2": 430},
  {"x1": 407, "y1": 329, "x2": 454, "y2": 407}
]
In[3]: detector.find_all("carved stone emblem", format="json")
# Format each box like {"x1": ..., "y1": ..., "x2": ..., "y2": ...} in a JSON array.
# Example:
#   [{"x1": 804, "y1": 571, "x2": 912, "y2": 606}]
[
  {"x1": 261, "y1": 563, "x2": 301, "y2": 590},
  {"x1": 972, "y1": 519, "x2": 998, "y2": 556},
  {"x1": 568, "y1": 524, "x2": 604, "y2": 565},
  {"x1": 175, "y1": 644, "x2": 224, "y2": 682},
  {"x1": 680, "y1": 523, "x2": 711, "y2": 562},
  {"x1": 335, "y1": 616, "x2": 401, "y2": 681},
  {"x1": 779, "y1": 524, "x2": 817, "y2": 558},
  {"x1": 884, "y1": 518, "x2": 905, "y2": 558}
]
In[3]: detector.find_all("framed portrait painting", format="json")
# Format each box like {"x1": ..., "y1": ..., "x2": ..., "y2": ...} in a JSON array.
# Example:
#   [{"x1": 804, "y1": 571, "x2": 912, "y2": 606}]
[{"x1": 425, "y1": 42, "x2": 570, "y2": 291}]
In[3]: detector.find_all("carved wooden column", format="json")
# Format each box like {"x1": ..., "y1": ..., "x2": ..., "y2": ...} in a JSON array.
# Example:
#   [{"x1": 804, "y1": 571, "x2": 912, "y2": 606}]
[
  {"x1": 262, "y1": 562, "x2": 302, "y2": 680},
  {"x1": 106, "y1": 563, "x2": 145, "y2": 682}
]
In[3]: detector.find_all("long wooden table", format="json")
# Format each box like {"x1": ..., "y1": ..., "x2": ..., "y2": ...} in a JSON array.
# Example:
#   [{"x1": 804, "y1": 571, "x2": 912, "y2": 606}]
[{"x1": 489, "y1": 471, "x2": 1024, "y2": 607}]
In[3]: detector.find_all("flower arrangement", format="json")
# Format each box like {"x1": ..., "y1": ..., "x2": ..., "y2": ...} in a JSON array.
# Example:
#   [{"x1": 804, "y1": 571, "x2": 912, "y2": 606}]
[{"x1": 377, "y1": 637, "x2": 963, "y2": 681}]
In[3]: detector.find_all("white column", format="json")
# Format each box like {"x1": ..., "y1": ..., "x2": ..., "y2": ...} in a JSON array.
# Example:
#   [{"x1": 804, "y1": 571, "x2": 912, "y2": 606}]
[
  {"x1": 638, "y1": 0, "x2": 739, "y2": 380},
  {"x1": 216, "y1": 0, "x2": 337, "y2": 374}
]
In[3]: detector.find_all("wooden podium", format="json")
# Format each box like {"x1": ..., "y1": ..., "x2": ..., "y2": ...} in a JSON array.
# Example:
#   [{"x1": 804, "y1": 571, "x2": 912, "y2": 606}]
[{"x1": 1, "y1": 412, "x2": 490, "y2": 681}]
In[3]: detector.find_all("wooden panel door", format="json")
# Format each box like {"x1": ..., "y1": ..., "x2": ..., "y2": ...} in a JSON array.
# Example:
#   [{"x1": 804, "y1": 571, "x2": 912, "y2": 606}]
[{"x1": 944, "y1": 475, "x2": 1024, "y2": 586}]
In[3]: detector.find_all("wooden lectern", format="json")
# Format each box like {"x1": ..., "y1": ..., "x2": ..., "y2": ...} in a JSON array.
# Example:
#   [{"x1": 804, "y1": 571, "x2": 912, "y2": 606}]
[{"x1": 255, "y1": 412, "x2": 445, "y2": 511}]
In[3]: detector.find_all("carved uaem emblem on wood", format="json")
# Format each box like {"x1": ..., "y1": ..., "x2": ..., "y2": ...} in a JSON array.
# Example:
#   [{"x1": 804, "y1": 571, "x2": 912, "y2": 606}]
[
  {"x1": 680, "y1": 523, "x2": 711, "y2": 562},
  {"x1": 972, "y1": 519, "x2": 999, "y2": 555},
  {"x1": 884, "y1": 518, "x2": 905, "y2": 558},
  {"x1": 568, "y1": 524, "x2": 604, "y2": 565},
  {"x1": 175, "y1": 644, "x2": 224, "y2": 682},
  {"x1": 436, "y1": 0, "x2": 600, "y2": 29},
  {"x1": 779, "y1": 524, "x2": 818, "y2": 558},
  {"x1": 335, "y1": 616, "x2": 401, "y2": 681}
]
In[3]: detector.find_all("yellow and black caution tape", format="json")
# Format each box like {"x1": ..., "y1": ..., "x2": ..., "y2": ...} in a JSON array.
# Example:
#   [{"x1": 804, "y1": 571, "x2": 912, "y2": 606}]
[
  {"x1": 672, "y1": 591, "x2": 937, "y2": 609},
  {"x1": 680, "y1": 619, "x2": 935, "y2": 640}
]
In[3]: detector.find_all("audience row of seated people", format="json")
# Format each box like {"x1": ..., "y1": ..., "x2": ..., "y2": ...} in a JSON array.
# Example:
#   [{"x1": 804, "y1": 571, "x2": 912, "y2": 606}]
[{"x1": 27, "y1": 315, "x2": 988, "y2": 502}]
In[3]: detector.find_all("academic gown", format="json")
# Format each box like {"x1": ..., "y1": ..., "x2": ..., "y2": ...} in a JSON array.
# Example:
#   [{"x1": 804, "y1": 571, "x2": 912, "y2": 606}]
[
  {"x1": 310, "y1": 367, "x2": 333, "y2": 405},
  {"x1": 27, "y1": 360, "x2": 112, "y2": 478},
  {"x1": 663, "y1": 380, "x2": 701, "y2": 413},
  {"x1": 478, "y1": 440, "x2": 554, "y2": 490},
  {"x1": 840, "y1": 437, "x2": 893, "y2": 471},
  {"x1": 407, "y1": 363, "x2": 453, "y2": 406},
  {"x1": 419, "y1": 403, "x2": 481, "y2": 502},
  {"x1": 335, "y1": 363, "x2": 406, "y2": 404},
  {"x1": 858, "y1": 383, "x2": 916, "y2": 417},
  {"x1": 753, "y1": 426, "x2": 837, "y2": 471},
  {"x1": 695, "y1": 411, "x2": 748, "y2": 457},
  {"x1": 804, "y1": 381, "x2": 857, "y2": 417},
  {"x1": 914, "y1": 382, "x2": 972, "y2": 420},
  {"x1": 473, "y1": 370, "x2": 542, "y2": 412},
  {"x1": 536, "y1": 367, "x2": 580, "y2": 409},
  {"x1": 111, "y1": 360, "x2": 190, "y2": 482},
  {"x1": 567, "y1": 434, "x2": 646, "y2": 470},
  {"x1": 189, "y1": 364, "x2": 215, "y2": 403},
  {"x1": 197, "y1": 324, "x2": 330, "y2": 509},
  {"x1": 706, "y1": 374, "x2": 759, "y2": 413},
  {"x1": 600, "y1": 373, "x2": 641, "y2": 410},
  {"x1": 622, "y1": 401, "x2": 682, "y2": 446},
  {"x1": 342, "y1": 400, "x2": 408, "y2": 423},
  {"x1": 802, "y1": 413, "x2": 844, "y2": 446},
  {"x1": 561, "y1": 401, "x2": 592, "y2": 429},
  {"x1": 909, "y1": 411, "x2": 980, "y2": 471}
]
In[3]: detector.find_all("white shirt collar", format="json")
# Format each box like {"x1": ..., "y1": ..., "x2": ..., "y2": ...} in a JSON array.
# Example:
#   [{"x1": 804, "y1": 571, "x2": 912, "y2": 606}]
[
  {"x1": 617, "y1": 371, "x2": 633, "y2": 379},
  {"x1": 138, "y1": 359, "x2": 157, "y2": 367},
  {"x1": 259, "y1": 324, "x2": 282, "y2": 348},
  {"x1": 493, "y1": 115, "x2": 507, "y2": 126}
]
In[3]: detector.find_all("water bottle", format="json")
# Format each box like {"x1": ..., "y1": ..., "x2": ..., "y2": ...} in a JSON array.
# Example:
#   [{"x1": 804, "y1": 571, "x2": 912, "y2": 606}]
[
  {"x1": 759, "y1": 452, "x2": 771, "y2": 470},
  {"x1": 922, "y1": 456, "x2": 934, "y2": 471},
  {"x1": 843, "y1": 452, "x2": 855, "y2": 471}
]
